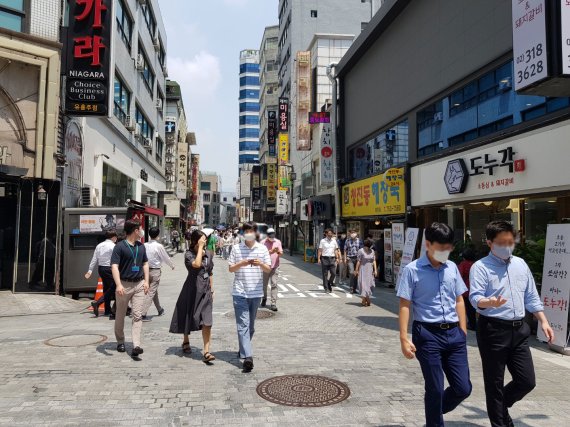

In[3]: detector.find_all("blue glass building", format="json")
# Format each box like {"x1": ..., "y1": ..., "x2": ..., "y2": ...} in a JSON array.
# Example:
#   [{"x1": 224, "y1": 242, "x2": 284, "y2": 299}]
[{"x1": 239, "y1": 50, "x2": 260, "y2": 170}]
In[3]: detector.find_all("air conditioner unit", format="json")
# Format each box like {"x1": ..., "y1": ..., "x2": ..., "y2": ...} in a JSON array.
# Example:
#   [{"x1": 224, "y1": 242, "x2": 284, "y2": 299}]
[
  {"x1": 433, "y1": 112, "x2": 444, "y2": 123},
  {"x1": 498, "y1": 78, "x2": 512, "y2": 92},
  {"x1": 134, "y1": 123, "x2": 142, "y2": 139},
  {"x1": 156, "y1": 98, "x2": 163, "y2": 109},
  {"x1": 81, "y1": 186, "x2": 92, "y2": 207},
  {"x1": 153, "y1": 35, "x2": 160, "y2": 51},
  {"x1": 136, "y1": 54, "x2": 144, "y2": 71},
  {"x1": 125, "y1": 115, "x2": 135, "y2": 131},
  {"x1": 143, "y1": 137, "x2": 153, "y2": 150}
]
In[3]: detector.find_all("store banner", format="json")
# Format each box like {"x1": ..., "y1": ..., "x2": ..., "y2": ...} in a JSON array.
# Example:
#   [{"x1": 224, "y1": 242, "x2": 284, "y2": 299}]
[
  {"x1": 279, "y1": 98, "x2": 289, "y2": 132},
  {"x1": 63, "y1": 122, "x2": 83, "y2": 207},
  {"x1": 276, "y1": 190, "x2": 288, "y2": 215},
  {"x1": 397, "y1": 227, "x2": 419, "y2": 288},
  {"x1": 384, "y1": 229, "x2": 393, "y2": 283},
  {"x1": 79, "y1": 214, "x2": 124, "y2": 233},
  {"x1": 341, "y1": 168, "x2": 405, "y2": 217},
  {"x1": 267, "y1": 164, "x2": 277, "y2": 204},
  {"x1": 268, "y1": 110, "x2": 277, "y2": 145},
  {"x1": 278, "y1": 166, "x2": 290, "y2": 190},
  {"x1": 177, "y1": 143, "x2": 188, "y2": 200},
  {"x1": 296, "y1": 51, "x2": 311, "y2": 151},
  {"x1": 252, "y1": 173, "x2": 260, "y2": 189},
  {"x1": 320, "y1": 124, "x2": 334, "y2": 186},
  {"x1": 278, "y1": 133, "x2": 289, "y2": 165},
  {"x1": 64, "y1": 0, "x2": 113, "y2": 116},
  {"x1": 538, "y1": 224, "x2": 570, "y2": 348},
  {"x1": 392, "y1": 223, "x2": 405, "y2": 284}
]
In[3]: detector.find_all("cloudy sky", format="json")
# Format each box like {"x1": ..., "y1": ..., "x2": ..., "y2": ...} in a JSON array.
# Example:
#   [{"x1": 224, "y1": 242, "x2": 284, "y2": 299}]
[{"x1": 159, "y1": 0, "x2": 277, "y2": 192}]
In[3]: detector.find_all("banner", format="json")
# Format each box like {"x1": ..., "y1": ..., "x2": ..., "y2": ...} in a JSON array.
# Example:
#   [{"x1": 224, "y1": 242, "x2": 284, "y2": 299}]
[
  {"x1": 392, "y1": 223, "x2": 405, "y2": 284},
  {"x1": 278, "y1": 133, "x2": 289, "y2": 165},
  {"x1": 320, "y1": 124, "x2": 334, "y2": 186},
  {"x1": 397, "y1": 227, "x2": 419, "y2": 288},
  {"x1": 296, "y1": 51, "x2": 311, "y2": 151},
  {"x1": 538, "y1": 224, "x2": 570, "y2": 348},
  {"x1": 278, "y1": 166, "x2": 290, "y2": 190},
  {"x1": 276, "y1": 190, "x2": 288, "y2": 215},
  {"x1": 384, "y1": 229, "x2": 393, "y2": 283},
  {"x1": 177, "y1": 143, "x2": 188, "y2": 200},
  {"x1": 268, "y1": 110, "x2": 277, "y2": 145},
  {"x1": 80, "y1": 214, "x2": 124, "y2": 233},
  {"x1": 341, "y1": 168, "x2": 405, "y2": 217},
  {"x1": 63, "y1": 122, "x2": 83, "y2": 207},
  {"x1": 267, "y1": 164, "x2": 277, "y2": 204},
  {"x1": 279, "y1": 98, "x2": 289, "y2": 132}
]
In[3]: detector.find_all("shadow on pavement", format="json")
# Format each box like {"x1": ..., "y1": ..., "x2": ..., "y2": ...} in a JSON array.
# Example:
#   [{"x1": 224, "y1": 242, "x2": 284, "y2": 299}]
[
  {"x1": 355, "y1": 315, "x2": 400, "y2": 332},
  {"x1": 164, "y1": 345, "x2": 194, "y2": 359},
  {"x1": 96, "y1": 342, "x2": 116, "y2": 357},
  {"x1": 213, "y1": 350, "x2": 244, "y2": 370}
]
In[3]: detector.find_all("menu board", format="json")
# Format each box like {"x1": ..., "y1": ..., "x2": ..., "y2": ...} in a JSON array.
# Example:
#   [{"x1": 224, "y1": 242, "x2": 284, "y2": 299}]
[
  {"x1": 392, "y1": 223, "x2": 405, "y2": 284},
  {"x1": 384, "y1": 229, "x2": 393, "y2": 283},
  {"x1": 538, "y1": 224, "x2": 570, "y2": 348}
]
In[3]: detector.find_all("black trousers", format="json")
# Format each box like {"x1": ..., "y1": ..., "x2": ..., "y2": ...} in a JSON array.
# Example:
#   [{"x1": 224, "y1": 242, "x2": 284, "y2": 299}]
[
  {"x1": 95, "y1": 266, "x2": 116, "y2": 315},
  {"x1": 477, "y1": 316, "x2": 536, "y2": 427},
  {"x1": 463, "y1": 295, "x2": 477, "y2": 330},
  {"x1": 321, "y1": 257, "x2": 336, "y2": 290}
]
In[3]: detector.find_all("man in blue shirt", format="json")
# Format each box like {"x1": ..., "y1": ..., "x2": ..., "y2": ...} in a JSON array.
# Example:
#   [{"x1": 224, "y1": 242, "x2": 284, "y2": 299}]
[
  {"x1": 397, "y1": 222, "x2": 471, "y2": 427},
  {"x1": 469, "y1": 220, "x2": 554, "y2": 427}
]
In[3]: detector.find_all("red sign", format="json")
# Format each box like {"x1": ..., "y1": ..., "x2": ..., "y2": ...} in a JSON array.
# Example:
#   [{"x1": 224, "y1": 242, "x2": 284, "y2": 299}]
[
  {"x1": 514, "y1": 159, "x2": 526, "y2": 172},
  {"x1": 321, "y1": 146, "x2": 333, "y2": 158}
]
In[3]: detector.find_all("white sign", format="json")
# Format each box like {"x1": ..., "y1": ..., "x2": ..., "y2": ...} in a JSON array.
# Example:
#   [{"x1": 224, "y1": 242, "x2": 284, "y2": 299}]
[
  {"x1": 300, "y1": 200, "x2": 309, "y2": 221},
  {"x1": 562, "y1": 0, "x2": 570, "y2": 75},
  {"x1": 177, "y1": 143, "x2": 188, "y2": 199},
  {"x1": 276, "y1": 190, "x2": 288, "y2": 215},
  {"x1": 63, "y1": 122, "x2": 82, "y2": 208},
  {"x1": 397, "y1": 228, "x2": 420, "y2": 288},
  {"x1": 392, "y1": 223, "x2": 405, "y2": 283},
  {"x1": 538, "y1": 224, "x2": 570, "y2": 348},
  {"x1": 512, "y1": 0, "x2": 548, "y2": 91},
  {"x1": 384, "y1": 229, "x2": 393, "y2": 283},
  {"x1": 79, "y1": 215, "x2": 124, "y2": 233},
  {"x1": 320, "y1": 124, "x2": 334, "y2": 186}
]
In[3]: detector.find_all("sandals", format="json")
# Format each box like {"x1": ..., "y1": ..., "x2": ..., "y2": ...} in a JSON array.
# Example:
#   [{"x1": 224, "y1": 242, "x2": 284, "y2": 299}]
[
  {"x1": 182, "y1": 342, "x2": 191, "y2": 354},
  {"x1": 203, "y1": 352, "x2": 216, "y2": 363}
]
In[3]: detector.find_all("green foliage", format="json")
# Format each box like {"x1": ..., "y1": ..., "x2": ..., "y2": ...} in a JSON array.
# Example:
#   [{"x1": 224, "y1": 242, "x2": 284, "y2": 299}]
[
  {"x1": 514, "y1": 239, "x2": 546, "y2": 285},
  {"x1": 450, "y1": 240, "x2": 477, "y2": 264}
]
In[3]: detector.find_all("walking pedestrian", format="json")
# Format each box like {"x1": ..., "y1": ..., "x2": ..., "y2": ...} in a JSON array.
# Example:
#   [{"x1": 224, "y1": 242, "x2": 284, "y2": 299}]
[
  {"x1": 222, "y1": 232, "x2": 233, "y2": 260},
  {"x1": 228, "y1": 222, "x2": 272, "y2": 372},
  {"x1": 261, "y1": 228, "x2": 283, "y2": 312},
  {"x1": 85, "y1": 229, "x2": 117, "y2": 318},
  {"x1": 354, "y1": 239, "x2": 377, "y2": 307},
  {"x1": 171, "y1": 229, "x2": 180, "y2": 252},
  {"x1": 170, "y1": 229, "x2": 216, "y2": 363},
  {"x1": 458, "y1": 248, "x2": 477, "y2": 330},
  {"x1": 397, "y1": 222, "x2": 472, "y2": 427},
  {"x1": 111, "y1": 219, "x2": 149, "y2": 358},
  {"x1": 317, "y1": 228, "x2": 341, "y2": 293},
  {"x1": 345, "y1": 230, "x2": 363, "y2": 293},
  {"x1": 337, "y1": 231, "x2": 348, "y2": 285},
  {"x1": 142, "y1": 227, "x2": 174, "y2": 320},
  {"x1": 469, "y1": 220, "x2": 554, "y2": 427}
]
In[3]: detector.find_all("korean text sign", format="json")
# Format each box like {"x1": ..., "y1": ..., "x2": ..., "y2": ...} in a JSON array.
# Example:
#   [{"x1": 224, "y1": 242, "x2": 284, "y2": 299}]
[
  {"x1": 278, "y1": 133, "x2": 289, "y2": 165},
  {"x1": 64, "y1": 0, "x2": 113, "y2": 115},
  {"x1": 279, "y1": 98, "x2": 289, "y2": 132},
  {"x1": 341, "y1": 168, "x2": 406, "y2": 217},
  {"x1": 538, "y1": 224, "x2": 570, "y2": 347}
]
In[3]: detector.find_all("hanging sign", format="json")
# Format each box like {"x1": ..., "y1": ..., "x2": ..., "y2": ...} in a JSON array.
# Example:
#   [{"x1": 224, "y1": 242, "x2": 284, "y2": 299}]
[
  {"x1": 320, "y1": 124, "x2": 334, "y2": 186},
  {"x1": 397, "y1": 227, "x2": 419, "y2": 288},
  {"x1": 278, "y1": 98, "x2": 289, "y2": 132},
  {"x1": 384, "y1": 229, "x2": 393, "y2": 283},
  {"x1": 276, "y1": 190, "x2": 288, "y2": 215}
]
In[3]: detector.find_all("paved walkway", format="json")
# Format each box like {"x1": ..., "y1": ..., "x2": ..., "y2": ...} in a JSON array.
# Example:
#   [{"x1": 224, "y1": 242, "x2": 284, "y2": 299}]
[
  {"x1": 0, "y1": 253, "x2": 569, "y2": 426},
  {"x1": 0, "y1": 291, "x2": 86, "y2": 317}
]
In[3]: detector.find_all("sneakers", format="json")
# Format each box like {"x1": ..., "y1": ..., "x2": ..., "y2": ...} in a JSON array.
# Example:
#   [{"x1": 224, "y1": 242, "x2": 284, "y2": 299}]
[
  {"x1": 243, "y1": 357, "x2": 254, "y2": 372},
  {"x1": 117, "y1": 344, "x2": 126, "y2": 353},
  {"x1": 260, "y1": 298, "x2": 267, "y2": 307},
  {"x1": 270, "y1": 304, "x2": 278, "y2": 312},
  {"x1": 91, "y1": 301, "x2": 99, "y2": 317}
]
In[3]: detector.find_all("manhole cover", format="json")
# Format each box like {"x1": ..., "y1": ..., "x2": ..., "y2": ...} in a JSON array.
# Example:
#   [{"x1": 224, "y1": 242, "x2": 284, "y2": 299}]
[
  {"x1": 45, "y1": 334, "x2": 107, "y2": 347},
  {"x1": 256, "y1": 375, "x2": 350, "y2": 407},
  {"x1": 225, "y1": 310, "x2": 274, "y2": 319}
]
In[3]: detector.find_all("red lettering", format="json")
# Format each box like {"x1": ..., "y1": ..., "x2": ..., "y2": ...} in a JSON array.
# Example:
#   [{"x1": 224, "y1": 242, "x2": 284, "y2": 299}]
[
  {"x1": 74, "y1": 35, "x2": 105, "y2": 66},
  {"x1": 75, "y1": 0, "x2": 107, "y2": 28}
]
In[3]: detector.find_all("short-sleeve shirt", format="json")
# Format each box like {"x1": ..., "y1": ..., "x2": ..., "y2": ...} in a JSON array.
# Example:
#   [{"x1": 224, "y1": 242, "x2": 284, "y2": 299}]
[
  {"x1": 319, "y1": 238, "x2": 339, "y2": 257},
  {"x1": 228, "y1": 242, "x2": 272, "y2": 298},
  {"x1": 111, "y1": 240, "x2": 148, "y2": 281},
  {"x1": 262, "y1": 238, "x2": 283, "y2": 269},
  {"x1": 396, "y1": 255, "x2": 467, "y2": 323}
]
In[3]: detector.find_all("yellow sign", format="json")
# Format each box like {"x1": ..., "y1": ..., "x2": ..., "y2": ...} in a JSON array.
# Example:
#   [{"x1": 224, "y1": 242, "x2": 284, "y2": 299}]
[
  {"x1": 341, "y1": 168, "x2": 406, "y2": 217},
  {"x1": 267, "y1": 164, "x2": 277, "y2": 203},
  {"x1": 278, "y1": 133, "x2": 289, "y2": 165}
]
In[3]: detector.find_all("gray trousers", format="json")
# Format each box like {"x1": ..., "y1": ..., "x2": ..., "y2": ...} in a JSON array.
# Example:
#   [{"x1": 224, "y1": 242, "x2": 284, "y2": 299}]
[
  {"x1": 263, "y1": 268, "x2": 278, "y2": 305},
  {"x1": 143, "y1": 269, "x2": 162, "y2": 316}
]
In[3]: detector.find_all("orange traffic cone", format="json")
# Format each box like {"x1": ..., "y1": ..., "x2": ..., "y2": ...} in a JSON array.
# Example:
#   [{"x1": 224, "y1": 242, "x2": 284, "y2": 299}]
[{"x1": 88, "y1": 278, "x2": 104, "y2": 311}]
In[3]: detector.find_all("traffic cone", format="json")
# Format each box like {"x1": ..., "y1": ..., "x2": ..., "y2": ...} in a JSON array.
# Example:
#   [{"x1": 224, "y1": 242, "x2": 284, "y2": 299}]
[{"x1": 88, "y1": 278, "x2": 104, "y2": 311}]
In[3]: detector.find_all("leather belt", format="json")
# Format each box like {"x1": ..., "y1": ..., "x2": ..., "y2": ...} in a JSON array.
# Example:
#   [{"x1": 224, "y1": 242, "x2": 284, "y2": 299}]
[
  {"x1": 420, "y1": 321, "x2": 459, "y2": 330},
  {"x1": 480, "y1": 315, "x2": 524, "y2": 328}
]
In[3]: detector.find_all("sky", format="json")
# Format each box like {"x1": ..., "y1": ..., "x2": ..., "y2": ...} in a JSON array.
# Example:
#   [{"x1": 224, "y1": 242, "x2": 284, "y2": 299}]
[{"x1": 159, "y1": 0, "x2": 278, "y2": 192}]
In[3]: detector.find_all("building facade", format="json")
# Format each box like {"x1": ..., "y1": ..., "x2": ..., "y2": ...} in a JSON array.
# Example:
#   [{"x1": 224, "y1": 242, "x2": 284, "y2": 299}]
[
  {"x1": 200, "y1": 172, "x2": 221, "y2": 226},
  {"x1": 238, "y1": 49, "x2": 260, "y2": 169}
]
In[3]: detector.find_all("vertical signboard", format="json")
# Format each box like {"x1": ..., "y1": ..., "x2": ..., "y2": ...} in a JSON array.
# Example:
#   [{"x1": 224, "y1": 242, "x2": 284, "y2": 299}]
[
  {"x1": 562, "y1": 0, "x2": 570, "y2": 75},
  {"x1": 278, "y1": 133, "x2": 289, "y2": 165},
  {"x1": 268, "y1": 110, "x2": 277, "y2": 146},
  {"x1": 397, "y1": 228, "x2": 419, "y2": 288},
  {"x1": 64, "y1": 0, "x2": 113, "y2": 115},
  {"x1": 296, "y1": 51, "x2": 311, "y2": 151},
  {"x1": 384, "y1": 229, "x2": 393, "y2": 283},
  {"x1": 538, "y1": 224, "x2": 570, "y2": 348},
  {"x1": 320, "y1": 124, "x2": 334, "y2": 186},
  {"x1": 276, "y1": 190, "x2": 289, "y2": 215},
  {"x1": 177, "y1": 143, "x2": 188, "y2": 200},
  {"x1": 391, "y1": 223, "x2": 405, "y2": 284},
  {"x1": 278, "y1": 166, "x2": 290, "y2": 190},
  {"x1": 267, "y1": 163, "x2": 277, "y2": 204},
  {"x1": 190, "y1": 154, "x2": 200, "y2": 215},
  {"x1": 278, "y1": 98, "x2": 289, "y2": 132},
  {"x1": 63, "y1": 122, "x2": 83, "y2": 207},
  {"x1": 512, "y1": 0, "x2": 548, "y2": 91}
]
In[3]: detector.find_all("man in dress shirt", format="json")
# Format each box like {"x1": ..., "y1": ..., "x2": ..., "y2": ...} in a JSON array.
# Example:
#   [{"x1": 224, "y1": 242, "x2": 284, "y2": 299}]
[
  {"x1": 142, "y1": 227, "x2": 175, "y2": 320},
  {"x1": 469, "y1": 220, "x2": 554, "y2": 427},
  {"x1": 260, "y1": 228, "x2": 283, "y2": 312},
  {"x1": 344, "y1": 230, "x2": 363, "y2": 293},
  {"x1": 398, "y1": 222, "x2": 472, "y2": 427},
  {"x1": 85, "y1": 230, "x2": 117, "y2": 318},
  {"x1": 317, "y1": 228, "x2": 341, "y2": 293}
]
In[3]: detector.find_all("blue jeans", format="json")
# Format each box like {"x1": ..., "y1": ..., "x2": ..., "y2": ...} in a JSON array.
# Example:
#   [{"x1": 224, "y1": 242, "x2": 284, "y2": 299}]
[
  {"x1": 412, "y1": 321, "x2": 472, "y2": 427},
  {"x1": 233, "y1": 295, "x2": 261, "y2": 358}
]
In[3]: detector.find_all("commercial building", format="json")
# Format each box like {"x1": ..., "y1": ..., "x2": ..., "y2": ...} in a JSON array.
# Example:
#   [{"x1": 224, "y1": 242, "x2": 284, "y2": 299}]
[
  {"x1": 0, "y1": 0, "x2": 62, "y2": 293},
  {"x1": 200, "y1": 172, "x2": 221, "y2": 226},
  {"x1": 220, "y1": 192, "x2": 238, "y2": 226},
  {"x1": 238, "y1": 49, "x2": 260, "y2": 169},
  {"x1": 336, "y1": 0, "x2": 570, "y2": 264}
]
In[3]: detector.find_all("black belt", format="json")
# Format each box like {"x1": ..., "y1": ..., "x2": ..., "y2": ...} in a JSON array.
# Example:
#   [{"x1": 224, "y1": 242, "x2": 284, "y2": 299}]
[
  {"x1": 420, "y1": 321, "x2": 459, "y2": 330},
  {"x1": 150, "y1": 267, "x2": 161, "y2": 270},
  {"x1": 480, "y1": 315, "x2": 524, "y2": 328}
]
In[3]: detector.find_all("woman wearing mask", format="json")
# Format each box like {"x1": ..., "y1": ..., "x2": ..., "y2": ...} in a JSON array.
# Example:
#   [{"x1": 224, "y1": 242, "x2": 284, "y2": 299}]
[
  {"x1": 169, "y1": 230, "x2": 215, "y2": 363},
  {"x1": 222, "y1": 233, "x2": 233, "y2": 260},
  {"x1": 354, "y1": 239, "x2": 377, "y2": 306}
]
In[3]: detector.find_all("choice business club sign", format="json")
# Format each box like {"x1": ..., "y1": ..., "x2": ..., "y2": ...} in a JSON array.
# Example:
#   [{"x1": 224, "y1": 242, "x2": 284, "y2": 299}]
[{"x1": 64, "y1": 0, "x2": 113, "y2": 116}]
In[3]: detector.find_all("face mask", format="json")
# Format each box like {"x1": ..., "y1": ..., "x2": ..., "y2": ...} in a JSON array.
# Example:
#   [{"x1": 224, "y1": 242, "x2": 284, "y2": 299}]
[
  {"x1": 351, "y1": 233, "x2": 357, "y2": 239},
  {"x1": 492, "y1": 244, "x2": 514, "y2": 260},
  {"x1": 341, "y1": 235, "x2": 346, "y2": 239},
  {"x1": 268, "y1": 236, "x2": 275, "y2": 241},
  {"x1": 432, "y1": 250, "x2": 451, "y2": 263},
  {"x1": 244, "y1": 233, "x2": 256, "y2": 242},
  {"x1": 138, "y1": 230, "x2": 144, "y2": 240}
]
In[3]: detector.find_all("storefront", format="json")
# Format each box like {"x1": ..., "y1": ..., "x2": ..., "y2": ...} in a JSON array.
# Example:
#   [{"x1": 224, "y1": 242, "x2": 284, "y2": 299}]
[{"x1": 411, "y1": 120, "x2": 570, "y2": 266}]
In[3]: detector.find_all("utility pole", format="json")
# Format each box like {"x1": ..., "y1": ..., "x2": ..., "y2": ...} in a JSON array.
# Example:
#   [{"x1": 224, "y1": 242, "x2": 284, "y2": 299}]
[{"x1": 326, "y1": 63, "x2": 340, "y2": 235}]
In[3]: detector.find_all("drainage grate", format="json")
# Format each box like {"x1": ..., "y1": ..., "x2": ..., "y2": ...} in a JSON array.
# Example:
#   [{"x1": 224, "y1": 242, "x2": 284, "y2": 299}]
[
  {"x1": 256, "y1": 375, "x2": 350, "y2": 407},
  {"x1": 225, "y1": 310, "x2": 274, "y2": 319},
  {"x1": 45, "y1": 334, "x2": 107, "y2": 347}
]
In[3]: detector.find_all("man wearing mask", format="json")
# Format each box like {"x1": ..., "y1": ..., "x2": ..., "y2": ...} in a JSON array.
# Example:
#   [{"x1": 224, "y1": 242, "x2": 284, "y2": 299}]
[
  {"x1": 345, "y1": 230, "x2": 363, "y2": 293},
  {"x1": 86, "y1": 230, "x2": 118, "y2": 318},
  {"x1": 228, "y1": 222, "x2": 272, "y2": 372},
  {"x1": 317, "y1": 228, "x2": 341, "y2": 293},
  {"x1": 337, "y1": 231, "x2": 348, "y2": 285},
  {"x1": 111, "y1": 220, "x2": 149, "y2": 359},
  {"x1": 469, "y1": 220, "x2": 554, "y2": 427},
  {"x1": 261, "y1": 228, "x2": 283, "y2": 311},
  {"x1": 397, "y1": 222, "x2": 472, "y2": 427}
]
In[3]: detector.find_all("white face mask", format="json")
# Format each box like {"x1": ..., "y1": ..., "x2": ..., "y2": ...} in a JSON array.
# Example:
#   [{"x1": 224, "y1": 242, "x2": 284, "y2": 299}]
[
  {"x1": 433, "y1": 250, "x2": 451, "y2": 263},
  {"x1": 351, "y1": 233, "x2": 357, "y2": 239},
  {"x1": 244, "y1": 233, "x2": 256, "y2": 242},
  {"x1": 138, "y1": 229, "x2": 144, "y2": 240},
  {"x1": 268, "y1": 236, "x2": 275, "y2": 241}
]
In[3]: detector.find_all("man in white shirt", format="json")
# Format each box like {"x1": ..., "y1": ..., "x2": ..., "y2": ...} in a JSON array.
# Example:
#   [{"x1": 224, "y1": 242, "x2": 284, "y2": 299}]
[
  {"x1": 317, "y1": 228, "x2": 341, "y2": 293},
  {"x1": 228, "y1": 222, "x2": 272, "y2": 372},
  {"x1": 142, "y1": 227, "x2": 175, "y2": 319},
  {"x1": 85, "y1": 230, "x2": 117, "y2": 318}
]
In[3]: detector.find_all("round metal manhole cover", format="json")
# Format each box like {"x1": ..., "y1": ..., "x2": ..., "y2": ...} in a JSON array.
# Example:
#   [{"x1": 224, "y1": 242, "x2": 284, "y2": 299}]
[
  {"x1": 225, "y1": 310, "x2": 274, "y2": 319},
  {"x1": 256, "y1": 375, "x2": 350, "y2": 407},
  {"x1": 45, "y1": 334, "x2": 107, "y2": 347}
]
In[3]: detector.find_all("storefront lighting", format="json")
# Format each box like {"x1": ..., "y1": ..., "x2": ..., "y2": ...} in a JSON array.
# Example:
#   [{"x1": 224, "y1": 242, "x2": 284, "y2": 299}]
[
  {"x1": 374, "y1": 220, "x2": 381, "y2": 226},
  {"x1": 483, "y1": 201, "x2": 493, "y2": 206}
]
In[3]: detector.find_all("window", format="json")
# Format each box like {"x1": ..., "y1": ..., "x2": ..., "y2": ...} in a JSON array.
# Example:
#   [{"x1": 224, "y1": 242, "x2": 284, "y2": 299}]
[
  {"x1": 449, "y1": 81, "x2": 478, "y2": 116},
  {"x1": 203, "y1": 193, "x2": 211, "y2": 203},
  {"x1": 239, "y1": 129, "x2": 259, "y2": 139},
  {"x1": 155, "y1": 137, "x2": 163, "y2": 165},
  {"x1": 240, "y1": 63, "x2": 259, "y2": 74},
  {"x1": 200, "y1": 182, "x2": 211, "y2": 191},
  {"x1": 240, "y1": 76, "x2": 259, "y2": 86},
  {"x1": 0, "y1": 0, "x2": 25, "y2": 32},
  {"x1": 310, "y1": 10, "x2": 317, "y2": 18},
  {"x1": 239, "y1": 141, "x2": 260, "y2": 151},
  {"x1": 157, "y1": 89, "x2": 164, "y2": 116},
  {"x1": 239, "y1": 154, "x2": 259, "y2": 165},
  {"x1": 158, "y1": 42, "x2": 166, "y2": 67},
  {"x1": 135, "y1": 106, "x2": 153, "y2": 139},
  {"x1": 113, "y1": 74, "x2": 131, "y2": 124},
  {"x1": 141, "y1": 3, "x2": 156, "y2": 36},
  {"x1": 239, "y1": 115, "x2": 259, "y2": 125},
  {"x1": 102, "y1": 163, "x2": 135, "y2": 207},
  {"x1": 239, "y1": 102, "x2": 259, "y2": 113},
  {"x1": 361, "y1": 22, "x2": 368, "y2": 31},
  {"x1": 265, "y1": 37, "x2": 278, "y2": 50},
  {"x1": 138, "y1": 45, "x2": 155, "y2": 96},
  {"x1": 239, "y1": 89, "x2": 259, "y2": 100},
  {"x1": 266, "y1": 60, "x2": 277, "y2": 72},
  {"x1": 116, "y1": 0, "x2": 132, "y2": 48}
]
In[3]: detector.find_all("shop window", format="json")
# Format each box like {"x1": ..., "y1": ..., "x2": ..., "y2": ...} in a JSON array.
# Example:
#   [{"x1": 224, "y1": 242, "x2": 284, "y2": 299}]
[
  {"x1": 113, "y1": 74, "x2": 131, "y2": 124},
  {"x1": 116, "y1": 0, "x2": 132, "y2": 49},
  {"x1": 102, "y1": 163, "x2": 135, "y2": 207},
  {"x1": 0, "y1": 0, "x2": 25, "y2": 32}
]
